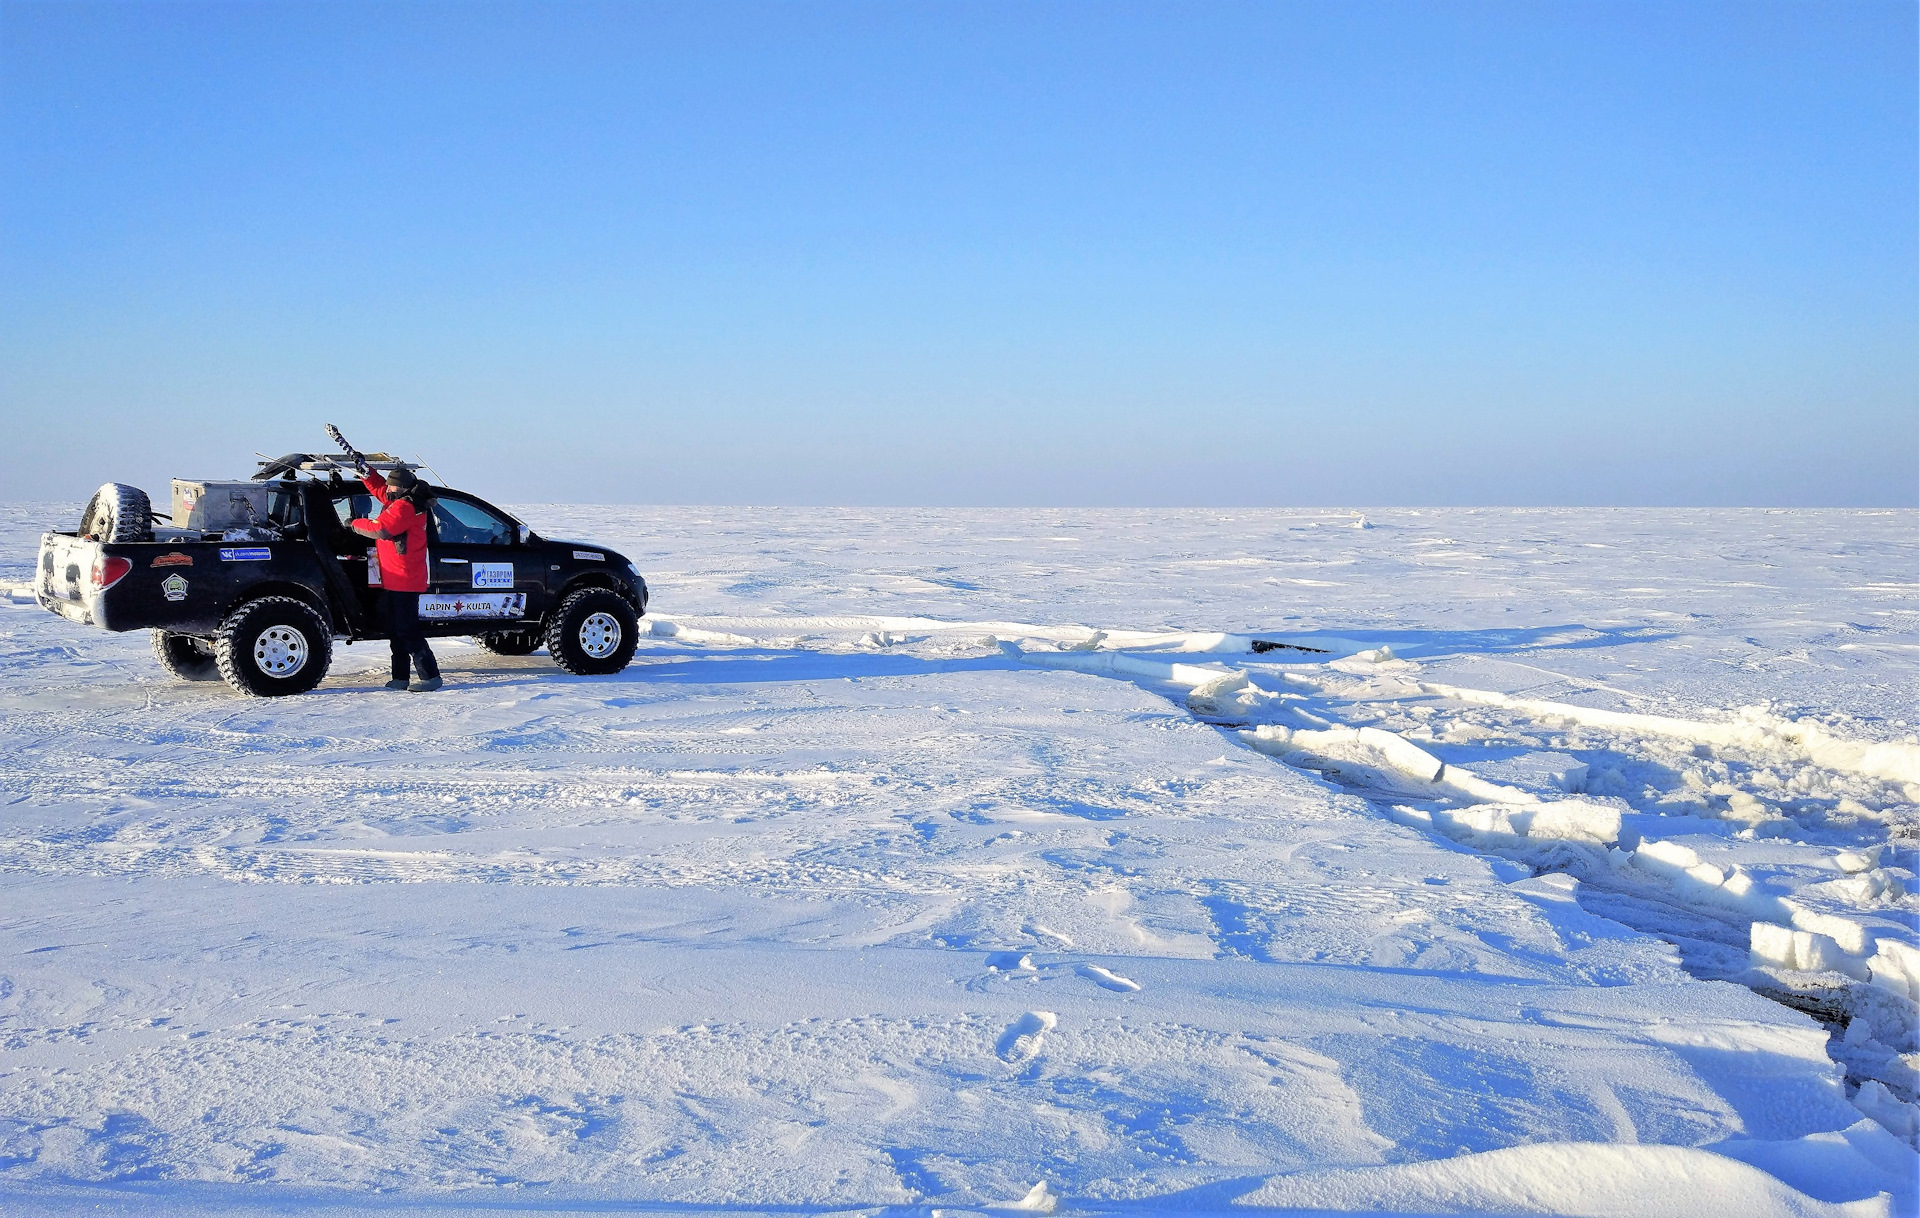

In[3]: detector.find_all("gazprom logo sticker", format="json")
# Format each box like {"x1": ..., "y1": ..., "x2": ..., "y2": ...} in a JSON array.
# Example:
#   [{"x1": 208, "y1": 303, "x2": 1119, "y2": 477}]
[
  {"x1": 219, "y1": 547, "x2": 271, "y2": 562},
  {"x1": 471, "y1": 562, "x2": 514, "y2": 589}
]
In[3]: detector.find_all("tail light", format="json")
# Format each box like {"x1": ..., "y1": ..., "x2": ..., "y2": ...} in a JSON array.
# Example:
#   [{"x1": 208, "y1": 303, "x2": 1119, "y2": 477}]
[{"x1": 90, "y1": 555, "x2": 132, "y2": 592}]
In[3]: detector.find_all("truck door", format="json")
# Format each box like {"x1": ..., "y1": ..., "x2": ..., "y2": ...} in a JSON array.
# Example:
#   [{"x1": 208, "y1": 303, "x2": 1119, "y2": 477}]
[
  {"x1": 293, "y1": 481, "x2": 375, "y2": 631},
  {"x1": 323, "y1": 486, "x2": 384, "y2": 623},
  {"x1": 423, "y1": 496, "x2": 544, "y2": 632}
]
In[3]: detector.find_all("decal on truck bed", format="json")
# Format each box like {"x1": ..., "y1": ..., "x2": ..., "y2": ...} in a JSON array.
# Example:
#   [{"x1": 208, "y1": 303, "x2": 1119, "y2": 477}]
[
  {"x1": 219, "y1": 547, "x2": 271, "y2": 562},
  {"x1": 151, "y1": 553, "x2": 193, "y2": 568},
  {"x1": 162, "y1": 574, "x2": 188, "y2": 602},
  {"x1": 419, "y1": 593, "x2": 526, "y2": 620}
]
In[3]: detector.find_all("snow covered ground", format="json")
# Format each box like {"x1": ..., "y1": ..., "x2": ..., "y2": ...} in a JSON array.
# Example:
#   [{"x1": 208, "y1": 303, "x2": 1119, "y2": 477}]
[{"x1": 0, "y1": 503, "x2": 1914, "y2": 1216}]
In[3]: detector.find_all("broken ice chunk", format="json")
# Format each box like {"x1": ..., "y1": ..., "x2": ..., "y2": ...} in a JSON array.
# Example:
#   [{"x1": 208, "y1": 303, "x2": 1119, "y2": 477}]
[
  {"x1": 1750, "y1": 922, "x2": 1867, "y2": 980},
  {"x1": 1455, "y1": 751, "x2": 1590, "y2": 795},
  {"x1": 1867, "y1": 939, "x2": 1920, "y2": 1002}
]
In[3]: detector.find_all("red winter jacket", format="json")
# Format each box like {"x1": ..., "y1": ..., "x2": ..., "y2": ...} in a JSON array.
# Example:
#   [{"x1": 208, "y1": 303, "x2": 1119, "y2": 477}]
[{"x1": 350, "y1": 471, "x2": 430, "y2": 592}]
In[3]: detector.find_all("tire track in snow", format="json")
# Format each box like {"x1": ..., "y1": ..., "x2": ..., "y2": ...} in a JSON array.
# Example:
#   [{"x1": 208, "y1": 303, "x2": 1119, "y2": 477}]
[{"x1": 0, "y1": 835, "x2": 1008, "y2": 898}]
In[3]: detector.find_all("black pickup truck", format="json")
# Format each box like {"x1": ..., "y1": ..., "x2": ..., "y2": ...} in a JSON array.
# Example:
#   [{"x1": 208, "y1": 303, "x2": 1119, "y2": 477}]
[{"x1": 37, "y1": 459, "x2": 649, "y2": 697}]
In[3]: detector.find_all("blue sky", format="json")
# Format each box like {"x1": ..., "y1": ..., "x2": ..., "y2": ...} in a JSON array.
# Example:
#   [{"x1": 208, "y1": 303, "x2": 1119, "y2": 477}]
[{"x1": 3, "y1": 1, "x2": 1913, "y2": 505}]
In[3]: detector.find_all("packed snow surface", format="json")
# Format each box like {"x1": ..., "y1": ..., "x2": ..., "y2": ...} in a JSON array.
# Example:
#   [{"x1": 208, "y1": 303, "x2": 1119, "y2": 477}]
[{"x1": 0, "y1": 505, "x2": 1914, "y2": 1215}]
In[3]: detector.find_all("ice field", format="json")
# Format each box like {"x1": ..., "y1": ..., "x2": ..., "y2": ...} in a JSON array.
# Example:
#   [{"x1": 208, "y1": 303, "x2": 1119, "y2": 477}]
[{"x1": 0, "y1": 504, "x2": 1915, "y2": 1216}]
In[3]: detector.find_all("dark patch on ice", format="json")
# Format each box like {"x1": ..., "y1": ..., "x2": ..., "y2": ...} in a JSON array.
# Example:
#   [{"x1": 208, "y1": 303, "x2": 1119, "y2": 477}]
[
  {"x1": 1045, "y1": 1074, "x2": 1207, "y2": 1163},
  {"x1": 1038, "y1": 796, "x2": 1130, "y2": 822},
  {"x1": 477, "y1": 726, "x2": 575, "y2": 751},
  {"x1": 881, "y1": 1145, "x2": 945, "y2": 1198},
  {"x1": 1198, "y1": 893, "x2": 1275, "y2": 964},
  {"x1": 90, "y1": 1112, "x2": 170, "y2": 1182}
]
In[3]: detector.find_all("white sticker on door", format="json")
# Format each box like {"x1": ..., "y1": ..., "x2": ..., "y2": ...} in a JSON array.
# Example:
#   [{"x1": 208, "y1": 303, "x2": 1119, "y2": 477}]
[
  {"x1": 471, "y1": 562, "x2": 514, "y2": 589},
  {"x1": 419, "y1": 593, "x2": 527, "y2": 620}
]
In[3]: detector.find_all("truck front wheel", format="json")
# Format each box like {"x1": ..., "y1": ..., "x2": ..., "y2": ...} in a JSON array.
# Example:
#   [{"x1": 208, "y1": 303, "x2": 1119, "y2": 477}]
[
  {"x1": 152, "y1": 630, "x2": 220, "y2": 682},
  {"x1": 544, "y1": 588, "x2": 638, "y2": 676},
  {"x1": 214, "y1": 596, "x2": 333, "y2": 696}
]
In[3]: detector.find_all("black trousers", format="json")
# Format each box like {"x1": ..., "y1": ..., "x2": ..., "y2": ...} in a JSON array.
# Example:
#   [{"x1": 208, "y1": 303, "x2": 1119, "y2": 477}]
[{"x1": 382, "y1": 591, "x2": 441, "y2": 682}]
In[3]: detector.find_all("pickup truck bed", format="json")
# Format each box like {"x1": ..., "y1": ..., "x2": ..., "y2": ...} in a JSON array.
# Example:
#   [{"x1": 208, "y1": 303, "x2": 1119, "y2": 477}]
[{"x1": 39, "y1": 532, "x2": 359, "y2": 636}]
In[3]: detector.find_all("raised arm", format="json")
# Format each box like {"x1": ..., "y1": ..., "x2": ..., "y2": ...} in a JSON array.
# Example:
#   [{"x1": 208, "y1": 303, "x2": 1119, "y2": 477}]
[{"x1": 351, "y1": 497, "x2": 416, "y2": 541}]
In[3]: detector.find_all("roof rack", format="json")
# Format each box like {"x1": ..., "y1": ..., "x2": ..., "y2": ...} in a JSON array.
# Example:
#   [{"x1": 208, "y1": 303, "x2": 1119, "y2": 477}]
[{"x1": 253, "y1": 452, "x2": 422, "y2": 480}]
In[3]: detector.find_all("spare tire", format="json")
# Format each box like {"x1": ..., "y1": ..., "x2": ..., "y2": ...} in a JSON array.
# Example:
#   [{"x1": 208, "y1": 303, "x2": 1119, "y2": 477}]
[{"x1": 80, "y1": 483, "x2": 154, "y2": 543}]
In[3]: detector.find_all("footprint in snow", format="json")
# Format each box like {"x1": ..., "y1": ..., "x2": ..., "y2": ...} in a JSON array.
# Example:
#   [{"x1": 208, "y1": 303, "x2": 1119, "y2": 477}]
[
  {"x1": 1075, "y1": 964, "x2": 1141, "y2": 992},
  {"x1": 995, "y1": 1011, "x2": 1057, "y2": 1063}
]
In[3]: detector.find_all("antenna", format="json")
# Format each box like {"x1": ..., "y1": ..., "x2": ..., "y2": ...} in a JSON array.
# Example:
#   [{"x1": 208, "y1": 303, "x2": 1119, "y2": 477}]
[{"x1": 413, "y1": 454, "x2": 449, "y2": 485}]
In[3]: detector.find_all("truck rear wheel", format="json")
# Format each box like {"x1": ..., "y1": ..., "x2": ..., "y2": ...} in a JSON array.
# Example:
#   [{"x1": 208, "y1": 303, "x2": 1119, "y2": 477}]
[
  {"x1": 544, "y1": 588, "x2": 638, "y2": 676},
  {"x1": 475, "y1": 630, "x2": 541, "y2": 656},
  {"x1": 80, "y1": 483, "x2": 154, "y2": 543},
  {"x1": 152, "y1": 630, "x2": 220, "y2": 682},
  {"x1": 214, "y1": 596, "x2": 333, "y2": 697}
]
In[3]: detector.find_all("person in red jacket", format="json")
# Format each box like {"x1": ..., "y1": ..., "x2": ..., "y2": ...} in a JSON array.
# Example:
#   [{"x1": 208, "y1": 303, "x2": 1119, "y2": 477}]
[{"x1": 350, "y1": 467, "x2": 443, "y2": 692}]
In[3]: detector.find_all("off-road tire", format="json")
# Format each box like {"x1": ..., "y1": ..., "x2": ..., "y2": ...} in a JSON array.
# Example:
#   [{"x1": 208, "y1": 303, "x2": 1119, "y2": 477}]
[
  {"x1": 475, "y1": 630, "x2": 541, "y2": 656},
  {"x1": 79, "y1": 483, "x2": 154, "y2": 543},
  {"x1": 544, "y1": 588, "x2": 638, "y2": 676},
  {"x1": 214, "y1": 596, "x2": 333, "y2": 697},
  {"x1": 152, "y1": 630, "x2": 220, "y2": 682}
]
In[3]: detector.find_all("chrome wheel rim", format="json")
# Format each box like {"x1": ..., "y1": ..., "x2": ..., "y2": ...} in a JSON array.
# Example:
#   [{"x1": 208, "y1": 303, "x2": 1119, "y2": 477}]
[
  {"x1": 579, "y1": 611, "x2": 621, "y2": 659},
  {"x1": 253, "y1": 625, "x2": 309, "y2": 676}
]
